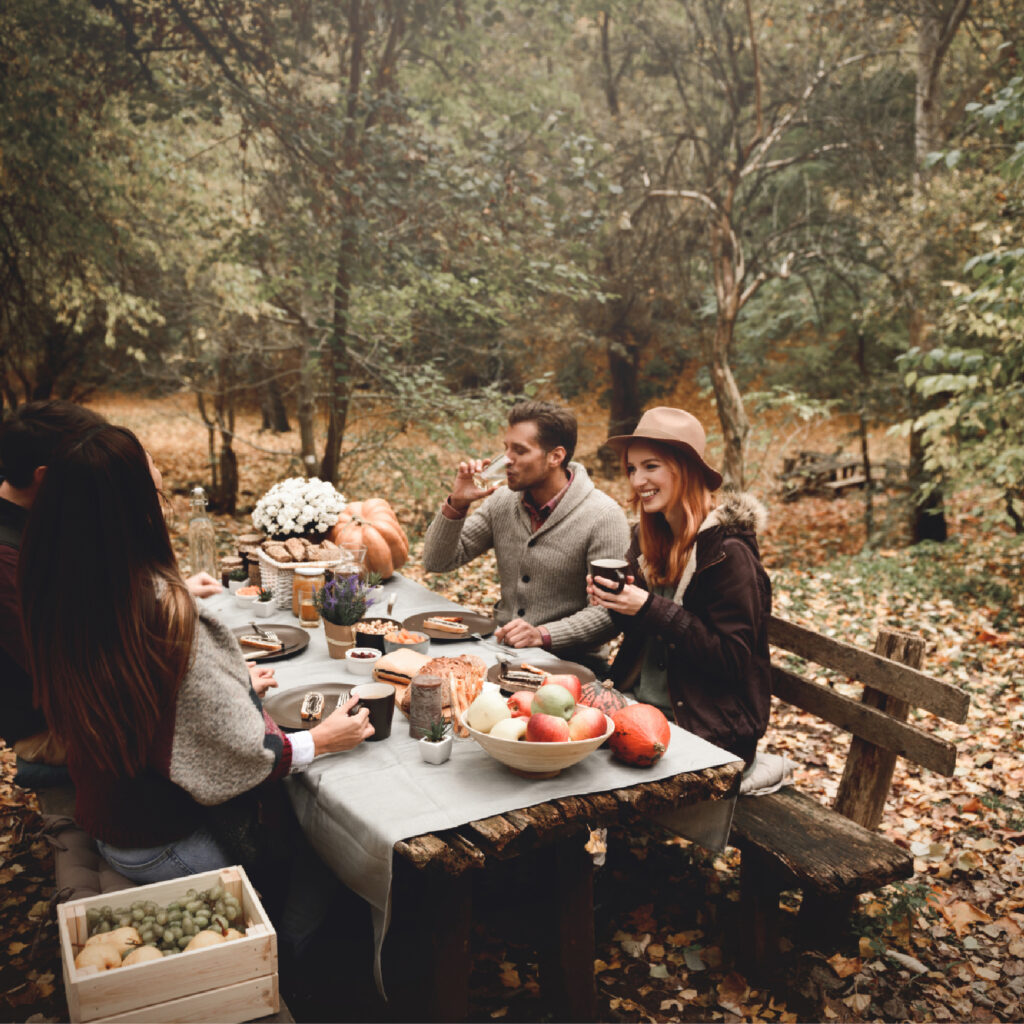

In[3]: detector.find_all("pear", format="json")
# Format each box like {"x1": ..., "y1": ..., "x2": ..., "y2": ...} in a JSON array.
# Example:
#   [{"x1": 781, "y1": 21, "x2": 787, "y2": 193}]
[
  {"x1": 75, "y1": 944, "x2": 121, "y2": 972},
  {"x1": 184, "y1": 930, "x2": 226, "y2": 952},
  {"x1": 123, "y1": 945, "x2": 165, "y2": 966},
  {"x1": 86, "y1": 926, "x2": 142, "y2": 955}
]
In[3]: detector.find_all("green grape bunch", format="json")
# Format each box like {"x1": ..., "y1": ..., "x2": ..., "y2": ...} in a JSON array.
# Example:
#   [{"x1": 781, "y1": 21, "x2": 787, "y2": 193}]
[{"x1": 85, "y1": 885, "x2": 244, "y2": 956}]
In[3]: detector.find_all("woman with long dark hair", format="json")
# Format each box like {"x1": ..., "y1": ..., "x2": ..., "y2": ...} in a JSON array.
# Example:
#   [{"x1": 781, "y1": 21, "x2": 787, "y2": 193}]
[
  {"x1": 18, "y1": 424, "x2": 372, "y2": 878},
  {"x1": 588, "y1": 408, "x2": 772, "y2": 766}
]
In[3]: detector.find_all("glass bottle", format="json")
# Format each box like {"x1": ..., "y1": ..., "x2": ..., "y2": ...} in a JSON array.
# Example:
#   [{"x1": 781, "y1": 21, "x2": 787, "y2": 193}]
[{"x1": 187, "y1": 487, "x2": 218, "y2": 579}]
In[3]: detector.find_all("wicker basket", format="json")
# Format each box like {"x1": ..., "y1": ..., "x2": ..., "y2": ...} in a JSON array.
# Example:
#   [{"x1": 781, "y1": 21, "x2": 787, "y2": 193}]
[{"x1": 258, "y1": 549, "x2": 344, "y2": 610}]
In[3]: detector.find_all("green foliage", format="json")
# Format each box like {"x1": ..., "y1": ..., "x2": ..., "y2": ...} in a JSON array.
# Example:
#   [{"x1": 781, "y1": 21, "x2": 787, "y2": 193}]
[
  {"x1": 905, "y1": 72, "x2": 1024, "y2": 532},
  {"x1": 0, "y1": 0, "x2": 167, "y2": 403}
]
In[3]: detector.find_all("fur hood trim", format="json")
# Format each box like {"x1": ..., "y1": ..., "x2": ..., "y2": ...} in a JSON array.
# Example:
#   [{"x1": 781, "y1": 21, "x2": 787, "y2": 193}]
[
  {"x1": 638, "y1": 491, "x2": 767, "y2": 604},
  {"x1": 699, "y1": 491, "x2": 768, "y2": 537}
]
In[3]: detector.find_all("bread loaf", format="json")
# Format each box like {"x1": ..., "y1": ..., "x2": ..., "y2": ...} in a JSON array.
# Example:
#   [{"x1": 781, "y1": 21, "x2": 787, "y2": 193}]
[
  {"x1": 284, "y1": 537, "x2": 307, "y2": 561},
  {"x1": 263, "y1": 541, "x2": 293, "y2": 563}
]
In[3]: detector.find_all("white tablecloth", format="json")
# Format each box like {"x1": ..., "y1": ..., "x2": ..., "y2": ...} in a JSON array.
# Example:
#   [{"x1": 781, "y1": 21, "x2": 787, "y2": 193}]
[{"x1": 205, "y1": 573, "x2": 740, "y2": 989}]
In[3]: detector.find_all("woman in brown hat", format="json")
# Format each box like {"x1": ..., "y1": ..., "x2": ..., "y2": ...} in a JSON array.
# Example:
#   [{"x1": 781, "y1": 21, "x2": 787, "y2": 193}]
[{"x1": 587, "y1": 407, "x2": 772, "y2": 765}]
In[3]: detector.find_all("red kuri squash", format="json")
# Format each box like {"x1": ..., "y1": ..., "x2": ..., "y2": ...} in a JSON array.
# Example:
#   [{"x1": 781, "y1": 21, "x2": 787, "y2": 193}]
[{"x1": 609, "y1": 703, "x2": 671, "y2": 767}]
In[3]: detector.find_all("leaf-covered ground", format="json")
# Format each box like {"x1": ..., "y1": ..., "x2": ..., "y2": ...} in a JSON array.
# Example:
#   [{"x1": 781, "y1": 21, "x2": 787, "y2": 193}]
[{"x1": 2, "y1": 395, "x2": 1022, "y2": 1023}]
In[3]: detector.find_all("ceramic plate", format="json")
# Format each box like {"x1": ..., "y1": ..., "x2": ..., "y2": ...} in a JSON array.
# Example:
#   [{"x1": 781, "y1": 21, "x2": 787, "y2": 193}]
[
  {"x1": 402, "y1": 610, "x2": 496, "y2": 642},
  {"x1": 487, "y1": 657, "x2": 596, "y2": 693},
  {"x1": 231, "y1": 624, "x2": 311, "y2": 662},
  {"x1": 263, "y1": 682, "x2": 354, "y2": 731}
]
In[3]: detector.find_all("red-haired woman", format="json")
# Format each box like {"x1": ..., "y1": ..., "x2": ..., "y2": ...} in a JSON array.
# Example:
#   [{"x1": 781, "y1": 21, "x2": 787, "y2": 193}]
[
  {"x1": 587, "y1": 408, "x2": 772, "y2": 766},
  {"x1": 18, "y1": 425, "x2": 372, "y2": 881}
]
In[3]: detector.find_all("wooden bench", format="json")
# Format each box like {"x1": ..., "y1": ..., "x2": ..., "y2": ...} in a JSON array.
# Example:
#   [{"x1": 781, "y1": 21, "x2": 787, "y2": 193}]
[{"x1": 730, "y1": 618, "x2": 969, "y2": 970}]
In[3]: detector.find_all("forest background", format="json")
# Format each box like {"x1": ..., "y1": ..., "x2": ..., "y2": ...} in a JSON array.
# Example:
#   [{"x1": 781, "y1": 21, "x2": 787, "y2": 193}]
[{"x1": 2, "y1": 1, "x2": 1024, "y2": 1022}]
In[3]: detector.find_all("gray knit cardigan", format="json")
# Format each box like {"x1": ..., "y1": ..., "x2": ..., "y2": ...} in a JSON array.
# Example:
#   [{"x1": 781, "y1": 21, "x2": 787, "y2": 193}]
[{"x1": 421, "y1": 462, "x2": 630, "y2": 653}]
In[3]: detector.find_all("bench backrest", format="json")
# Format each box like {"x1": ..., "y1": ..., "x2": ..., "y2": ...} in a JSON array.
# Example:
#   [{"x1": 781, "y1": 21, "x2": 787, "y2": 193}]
[{"x1": 767, "y1": 615, "x2": 970, "y2": 828}]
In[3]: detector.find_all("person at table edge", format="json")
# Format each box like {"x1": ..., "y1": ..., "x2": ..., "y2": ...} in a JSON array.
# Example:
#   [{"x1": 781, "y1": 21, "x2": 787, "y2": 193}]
[
  {"x1": 587, "y1": 407, "x2": 772, "y2": 766},
  {"x1": 18, "y1": 423, "x2": 374, "y2": 971},
  {"x1": 0, "y1": 401, "x2": 251, "y2": 791},
  {"x1": 421, "y1": 400, "x2": 630, "y2": 668}
]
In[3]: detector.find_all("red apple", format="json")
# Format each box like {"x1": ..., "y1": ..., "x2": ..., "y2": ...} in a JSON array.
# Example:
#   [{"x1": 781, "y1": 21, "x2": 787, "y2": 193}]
[
  {"x1": 568, "y1": 705, "x2": 608, "y2": 741},
  {"x1": 507, "y1": 691, "x2": 534, "y2": 718},
  {"x1": 543, "y1": 673, "x2": 582, "y2": 703},
  {"x1": 525, "y1": 713, "x2": 571, "y2": 742},
  {"x1": 531, "y1": 683, "x2": 576, "y2": 721}
]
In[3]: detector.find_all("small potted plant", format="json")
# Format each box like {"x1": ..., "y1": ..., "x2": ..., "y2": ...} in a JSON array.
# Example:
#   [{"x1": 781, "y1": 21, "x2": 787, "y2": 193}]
[
  {"x1": 315, "y1": 574, "x2": 376, "y2": 658},
  {"x1": 253, "y1": 586, "x2": 276, "y2": 617},
  {"x1": 418, "y1": 717, "x2": 453, "y2": 765},
  {"x1": 363, "y1": 569, "x2": 385, "y2": 603},
  {"x1": 226, "y1": 566, "x2": 249, "y2": 593}
]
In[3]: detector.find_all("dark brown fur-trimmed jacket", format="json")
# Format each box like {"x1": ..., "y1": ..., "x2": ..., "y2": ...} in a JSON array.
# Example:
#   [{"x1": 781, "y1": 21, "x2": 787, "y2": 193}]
[{"x1": 608, "y1": 493, "x2": 772, "y2": 766}]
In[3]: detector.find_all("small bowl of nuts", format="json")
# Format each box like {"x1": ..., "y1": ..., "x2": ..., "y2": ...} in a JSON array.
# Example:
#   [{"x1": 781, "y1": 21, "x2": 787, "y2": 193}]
[
  {"x1": 344, "y1": 647, "x2": 382, "y2": 676},
  {"x1": 354, "y1": 617, "x2": 402, "y2": 652}
]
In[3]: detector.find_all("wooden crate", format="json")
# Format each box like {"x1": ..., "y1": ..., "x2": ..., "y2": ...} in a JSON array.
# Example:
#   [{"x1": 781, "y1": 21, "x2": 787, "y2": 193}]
[{"x1": 58, "y1": 866, "x2": 278, "y2": 1024}]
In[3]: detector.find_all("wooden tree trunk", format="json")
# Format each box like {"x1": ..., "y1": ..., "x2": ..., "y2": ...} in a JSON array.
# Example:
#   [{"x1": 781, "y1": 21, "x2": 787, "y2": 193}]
[
  {"x1": 320, "y1": 238, "x2": 353, "y2": 484},
  {"x1": 217, "y1": 430, "x2": 238, "y2": 515},
  {"x1": 295, "y1": 339, "x2": 317, "y2": 477},
  {"x1": 906, "y1": 1, "x2": 970, "y2": 543},
  {"x1": 707, "y1": 320, "x2": 748, "y2": 492},
  {"x1": 597, "y1": 328, "x2": 642, "y2": 477}
]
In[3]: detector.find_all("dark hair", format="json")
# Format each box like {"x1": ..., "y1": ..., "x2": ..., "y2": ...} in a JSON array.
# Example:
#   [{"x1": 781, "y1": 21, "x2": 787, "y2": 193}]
[
  {"x1": 0, "y1": 401, "x2": 106, "y2": 488},
  {"x1": 18, "y1": 425, "x2": 195, "y2": 777},
  {"x1": 507, "y1": 400, "x2": 577, "y2": 468}
]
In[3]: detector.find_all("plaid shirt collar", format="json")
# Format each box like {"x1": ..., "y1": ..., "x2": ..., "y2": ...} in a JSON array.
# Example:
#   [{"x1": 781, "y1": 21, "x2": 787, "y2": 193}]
[{"x1": 522, "y1": 470, "x2": 573, "y2": 533}]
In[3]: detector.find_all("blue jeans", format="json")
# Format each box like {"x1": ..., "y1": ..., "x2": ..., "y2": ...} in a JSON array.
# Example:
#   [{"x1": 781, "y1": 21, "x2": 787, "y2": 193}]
[
  {"x1": 14, "y1": 758, "x2": 71, "y2": 790},
  {"x1": 96, "y1": 826, "x2": 336, "y2": 961},
  {"x1": 96, "y1": 827, "x2": 231, "y2": 883}
]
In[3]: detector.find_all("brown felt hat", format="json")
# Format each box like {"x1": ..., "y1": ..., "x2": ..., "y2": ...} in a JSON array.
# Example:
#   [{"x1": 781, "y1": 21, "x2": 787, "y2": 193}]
[{"x1": 605, "y1": 407, "x2": 723, "y2": 491}]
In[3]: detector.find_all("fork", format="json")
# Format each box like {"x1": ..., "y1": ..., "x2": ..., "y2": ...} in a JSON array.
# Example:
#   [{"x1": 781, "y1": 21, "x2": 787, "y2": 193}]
[
  {"x1": 469, "y1": 632, "x2": 507, "y2": 652},
  {"x1": 249, "y1": 622, "x2": 280, "y2": 642}
]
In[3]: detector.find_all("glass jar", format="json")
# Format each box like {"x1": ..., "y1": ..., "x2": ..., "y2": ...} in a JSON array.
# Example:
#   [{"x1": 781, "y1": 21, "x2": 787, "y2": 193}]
[
  {"x1": 220, "y1": 556, "x2": 244, "y2": 589},
  {"x1": 292, "y1": 566, "x2": 325, "y2": 626}
]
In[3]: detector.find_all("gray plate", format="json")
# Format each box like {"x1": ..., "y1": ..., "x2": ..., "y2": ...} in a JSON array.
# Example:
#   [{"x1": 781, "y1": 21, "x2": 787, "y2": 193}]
[
  {"x1": 262, "y1": 682, "x2": 354, "y2": 730},
  {"x1": 402, "y1": 610, "x2": 496, "y2": 642},
  {"x1": 232, "y1": 624, "x2": 311, "y2": 662},
  {"x1": 488, "y1": 657, "x2": 596, "y2": 693}
]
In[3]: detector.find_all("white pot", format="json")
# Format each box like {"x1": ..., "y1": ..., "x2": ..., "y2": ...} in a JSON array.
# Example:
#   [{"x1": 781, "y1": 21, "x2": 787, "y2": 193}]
[
  {"x1": 418, "y1": 735, "x2": 453, "y2": 765},
  {"x1": 253, "y1": 600, "x2": 276, "y2": 617},
  {"x1": 228, "y1": 578, "x2": 249, "y2": 593}
]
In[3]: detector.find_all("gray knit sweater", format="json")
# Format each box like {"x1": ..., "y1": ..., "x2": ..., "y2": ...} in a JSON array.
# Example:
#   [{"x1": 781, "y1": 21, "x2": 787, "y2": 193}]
[
  {"x1": 421, "y1": 462, "x2": 630, "y2": 653},
  {"x1": 72, "y1": 604, "x2": 291, "y2": 848}
]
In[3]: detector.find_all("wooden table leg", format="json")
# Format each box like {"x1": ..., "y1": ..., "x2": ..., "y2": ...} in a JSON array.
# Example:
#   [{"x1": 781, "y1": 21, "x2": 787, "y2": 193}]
[
  {"x1": 535, "y1": 835, "x2": 596, "y2": 1023},
  {"x1": 385, "y1": 862, "x2": 473, "y2": 1023}
]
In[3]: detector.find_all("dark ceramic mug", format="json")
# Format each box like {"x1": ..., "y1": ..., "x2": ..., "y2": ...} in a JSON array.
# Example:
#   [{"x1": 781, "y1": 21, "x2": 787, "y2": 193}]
[
  {"x1": 589, "y1": 558, "x2": 629, "y2": 594},
  {"x1": 348, "y1": 681, "x2": 396, "y2": 741}
]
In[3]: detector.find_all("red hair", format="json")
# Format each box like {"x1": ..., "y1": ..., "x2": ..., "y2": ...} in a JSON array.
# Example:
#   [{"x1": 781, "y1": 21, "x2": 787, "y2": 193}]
[{"x1": 627, "y1": 443, "x2": 714, "y2": 587}]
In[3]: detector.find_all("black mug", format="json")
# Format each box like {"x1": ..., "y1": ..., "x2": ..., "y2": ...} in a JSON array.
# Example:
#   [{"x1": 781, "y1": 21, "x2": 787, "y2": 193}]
[
  {"x1": 348, "y1": 682, "x2": 396, "y2": 741},
  {"x1": 589, "y1": 558, "x2": 629, "y2": 594}
]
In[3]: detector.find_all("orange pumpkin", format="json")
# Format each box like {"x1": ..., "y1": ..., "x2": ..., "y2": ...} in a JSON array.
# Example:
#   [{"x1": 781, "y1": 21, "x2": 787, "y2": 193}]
[{"x1": 328, "y1": 499, "x2": 409, "y2": 579}]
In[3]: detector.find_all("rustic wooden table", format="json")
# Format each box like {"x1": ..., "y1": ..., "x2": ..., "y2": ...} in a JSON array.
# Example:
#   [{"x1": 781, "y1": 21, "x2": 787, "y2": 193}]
[
  {"x1": 206, "y1": 574, "x2": 742, "y2": 1022},
  {"x1": 385, "y1": 761, "x2": 742, "y2": 1022}
]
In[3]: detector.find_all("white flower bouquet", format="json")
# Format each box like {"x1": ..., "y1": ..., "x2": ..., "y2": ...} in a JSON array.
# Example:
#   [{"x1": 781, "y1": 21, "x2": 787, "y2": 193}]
[{"x1": 252, "y1": 477, "x2": 346, "y2": 539}]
